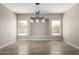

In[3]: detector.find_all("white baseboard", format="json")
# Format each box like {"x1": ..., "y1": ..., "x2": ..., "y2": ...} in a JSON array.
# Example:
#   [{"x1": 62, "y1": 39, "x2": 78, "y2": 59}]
[
  {"x1": 17, "y1": 39, "x2": 52, "y2": 41},
  {"x1": 17, "y1": 39, "x2": 62, "y2": 41},
  {"x1": 64, "y1": 40, "x2": 79, "y2": 49},
  {"x1": 0, "y1": 40, "x2": 16, "y2": 49}
]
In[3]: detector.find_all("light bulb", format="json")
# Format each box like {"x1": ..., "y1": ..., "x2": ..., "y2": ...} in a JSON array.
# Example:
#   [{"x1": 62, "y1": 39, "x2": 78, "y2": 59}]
[
  {"x1": 42, "y1": 19, "x2": 45, "y2": 23},
  {"x1": 30, "y1": 19, "x2": 33, "y2": 23},
  {"x1": 36, "y1": 19, "x2": 39, "y2": 23}
]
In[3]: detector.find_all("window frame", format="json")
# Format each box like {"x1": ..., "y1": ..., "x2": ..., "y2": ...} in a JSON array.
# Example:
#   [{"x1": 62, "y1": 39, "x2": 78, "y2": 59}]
[
  {"x1": 17, "y1": 20, "x2": 28, "y2": 36},
  {"x1": 51, "y1": 19, "x2": 61, "y2": 36}
]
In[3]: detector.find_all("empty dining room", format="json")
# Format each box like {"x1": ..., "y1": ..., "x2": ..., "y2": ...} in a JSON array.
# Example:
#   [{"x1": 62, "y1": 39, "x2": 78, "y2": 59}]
[{"x1": 0, "y1": 3, "x2": 79, "y2": 55}]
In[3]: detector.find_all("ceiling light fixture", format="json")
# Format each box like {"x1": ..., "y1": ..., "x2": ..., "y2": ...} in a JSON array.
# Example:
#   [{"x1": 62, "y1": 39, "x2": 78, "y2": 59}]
[{"x1": 30, "y1": 3, "x2": 45, "y2": 23}]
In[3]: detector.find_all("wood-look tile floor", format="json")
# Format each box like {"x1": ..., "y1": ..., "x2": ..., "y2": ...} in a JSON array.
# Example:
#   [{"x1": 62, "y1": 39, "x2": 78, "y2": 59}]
[{"x1": 0, "y1": 40, "x2": 79, "y2": 55}]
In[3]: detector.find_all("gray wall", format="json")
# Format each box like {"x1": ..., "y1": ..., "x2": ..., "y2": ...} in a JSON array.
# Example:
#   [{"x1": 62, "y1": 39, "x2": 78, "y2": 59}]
[
  {"x1": 17, "y1": 14, "x2": 62, "y2": 40},
  {"x1": 63, "y1": 4, "x2": 79, "y2": 48},
  {"x1": 0, "y1": 4, "x2": 16, "y2": 48},
  {"x1": 30, "y1": 19, "x2": 49, "y2": 36}
]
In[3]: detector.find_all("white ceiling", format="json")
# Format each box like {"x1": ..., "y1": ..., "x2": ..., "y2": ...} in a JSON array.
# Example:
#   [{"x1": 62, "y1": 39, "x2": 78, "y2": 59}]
[{"x1": 2, "y1": 3, "x2": 77, "y2": 14}]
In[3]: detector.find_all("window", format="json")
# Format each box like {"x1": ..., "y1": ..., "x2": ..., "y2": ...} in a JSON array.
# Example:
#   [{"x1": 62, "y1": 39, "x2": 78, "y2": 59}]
[
  {"x1": 18, "y1": 20, "x2": 28, "y2": 36},
  {"x1": 52, "y1": 20, "x2": 61, "y2": 36}
]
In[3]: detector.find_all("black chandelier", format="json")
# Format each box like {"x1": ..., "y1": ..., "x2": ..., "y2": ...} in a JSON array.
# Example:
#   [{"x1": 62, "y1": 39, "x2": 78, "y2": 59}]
[{"x1": 30, "y1": 3, "x2": 45, "y2": 23}]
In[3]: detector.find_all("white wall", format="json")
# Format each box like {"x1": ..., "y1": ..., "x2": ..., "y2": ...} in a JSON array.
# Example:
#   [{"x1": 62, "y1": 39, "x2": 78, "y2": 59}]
[
  {"x1": 17, "y1": 14, "x2": 62, "y2": 40},
  {"x1": 0, "y1": 4, "x2": 16, "y2": 48},
  {"x1": 63, "y1": 4, "x2": 79, "y2": 48}
]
